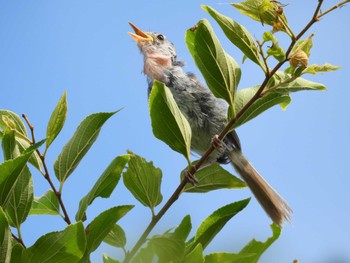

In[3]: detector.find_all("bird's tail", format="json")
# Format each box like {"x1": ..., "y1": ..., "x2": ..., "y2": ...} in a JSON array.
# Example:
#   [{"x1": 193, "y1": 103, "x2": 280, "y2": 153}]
[{"x1": 228, "y1": 150, "x2": 292, "y2": 226}]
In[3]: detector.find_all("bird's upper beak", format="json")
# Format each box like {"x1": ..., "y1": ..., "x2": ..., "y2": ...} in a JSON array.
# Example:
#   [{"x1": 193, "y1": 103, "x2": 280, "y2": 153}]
[{"x1": 128, "y1": 22, "x2": 153, "y2": 43}]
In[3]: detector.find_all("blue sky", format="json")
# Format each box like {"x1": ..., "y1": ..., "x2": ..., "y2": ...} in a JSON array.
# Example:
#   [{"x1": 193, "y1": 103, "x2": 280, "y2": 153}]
[{"x1": 1, "y1": 1, "x2": 350, "y2": 262}]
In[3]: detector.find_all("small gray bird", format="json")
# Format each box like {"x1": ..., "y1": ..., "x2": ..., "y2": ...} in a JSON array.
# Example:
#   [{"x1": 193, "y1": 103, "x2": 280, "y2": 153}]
[{"x1": 129, "y1": 22, "x2": 292, "y2": 226}]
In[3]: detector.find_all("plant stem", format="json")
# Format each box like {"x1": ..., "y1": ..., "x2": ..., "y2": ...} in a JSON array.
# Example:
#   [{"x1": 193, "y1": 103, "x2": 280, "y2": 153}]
[
  {"x1": 318, "y1": 0, "x2": 350, "y2": 18},
  {"x1": 12, "y1": 233, "x2": 26, "y2": 248},
  {"x1": 123, "y1": 0, "x2": 350, "y2": 261},
  {"x1": 22, "y1": 114, "x2": 72, "y2": 225}
]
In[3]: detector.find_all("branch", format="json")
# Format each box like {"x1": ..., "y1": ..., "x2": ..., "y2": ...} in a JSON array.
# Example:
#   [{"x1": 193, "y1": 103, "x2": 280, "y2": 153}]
[
  {"x1": 12, "y1": 233, "x2": 26, "y2": 248},
  {"x1": 123, "y1": 0, "x2": 349, "y2": 261},
  {"x1": 318, "y1": 0, "x2": 350, "y2": 18},
  {"x1": 22, "y1": 114, "x2": 72, "y2": 225}
]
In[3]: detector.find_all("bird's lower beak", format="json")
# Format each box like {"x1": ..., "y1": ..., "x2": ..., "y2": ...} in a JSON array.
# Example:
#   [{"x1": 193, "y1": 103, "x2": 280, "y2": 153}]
[{"x1": 128, "y1": 22, "x2": 153, "y2": 43}]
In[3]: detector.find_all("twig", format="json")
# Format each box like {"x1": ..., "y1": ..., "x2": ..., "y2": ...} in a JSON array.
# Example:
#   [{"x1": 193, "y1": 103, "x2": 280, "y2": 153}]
[
  {"x1": 318, "y1": 0, "x2": 350, "y2": 18},
  {"x1": 22, "y1": 114, "x2": 72, "y2": 225},
  {"x1": 123, "y1": 0, "x2": 348, "y2": 261},
  {"x1": 12, "y1": 233, "x2": 26, "y2": 248}
]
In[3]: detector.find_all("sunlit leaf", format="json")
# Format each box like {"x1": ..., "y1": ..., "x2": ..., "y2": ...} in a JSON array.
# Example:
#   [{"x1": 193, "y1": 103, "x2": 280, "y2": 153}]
[
  {"x1": 103, "y1": 254, "x2": 120, "y2": 263},
  {"x1": 103, "y1": 224, "x2": 126, "y2": 248},
  {"x1": 45, "y1": 91, "x2": 68, "y2": 153},
  {"x1": 76, "y1": 154, "x2": 130, "y2": 221},
  {"x1": 237, "y1": 223, "x2": 281, "y2": 263},
  {"x1": 23, "y1": 222, "x2": 86, "y2": 263},
  {"x1": 204, "y1": 252, "x2": 255, "y2": 262},
  {"x1": 0, "y1": 207, "x2": 11, "y2": 263},
  {"x1": 173, "y1": 215, "x2": 192, "y2": 242},
  {"x1": 0, "y1": 110, "x2": 27, "y2": 136},
  {"x1": 54, "y1": 111, "x2": 118, "y2": 185},
  {"x1": 85, "y1": 206, "x2": 133, "y2": 254},
  {"x1": 123, "y1": 152, "x2": 163, "y2": 212},
  {"x1": 184, "y1": 244, "x2": 204, "y2": 263},
  {"x1": 183, "y1": 163, "x2": 245, "y2": 193},
  {"x1": 149, "y1": 81, "x2": 192, "y2": 162},
  {"x1": 149, "y1": 234, "x2": 185, "y2": 262},
  {"x1": 186, "y1": 19, "x2": 241, "y2": 115},
  {"x1": 187, "y1": 199, "x2": 250, "y2": 251},
  {"x1": 29, "y1": 190, "x2": 60, "y2": 216},
  {"x1": 203, "y1": 6, "x2": 263, "y2": 68},
  {"x1": 302, "y1": 63, "x2": 341, "y2": 75}
]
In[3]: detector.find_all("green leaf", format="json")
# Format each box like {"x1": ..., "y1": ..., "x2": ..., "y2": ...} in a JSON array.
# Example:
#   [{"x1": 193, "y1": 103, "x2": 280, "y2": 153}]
[
  {"x1": 185, "y1": 19, "x2": 241, "y2": 115},
  {"x1": 183, "y1": 164, "x2": 245, "y2": 193},
  {"x1": 102, "y1": 254, "x2": 120, "y2": 263},
  {"x1": 0, "y1": 141, "x2": 43, "y2": 207},
  {"x1": 1, "y1": 130, "x2": 20, "y2": 160},
  {"x1": 188, "y1": 199, "x2": 250, "y2": 251},
  {"x1": 10, "y1": 243, "x2": 24, "y2": 263},
  {"x1": 303, "y1": 63, "x2": 341, "y2": 75},
  {"x1": 262, "y1": 31, "x2": 285, "y2": 62},
  {"x1": 232, "y1": 0, "x2": 289, "y2": 33},
  {"x1": 23, "y1": 222, "x2": 86, "y2": 263},
  {"x1": 4, "y1": 166, "x2": 33, "y2": 228},
  {"x1": 173, "y1": 215, "x2": 192, "y2": 242},
  {"x1": 76, "y1": 154, "x2": 130, "y2": 221},
  {"x1": 149, "y1": 234, "x2": 185, "y2": 263},
  {"x1": 103, "y1": 224, "x2": 126, "y2": 248},
  {"x1": 202, "y1": 6, "x2": 263, "y2": 68},
  {"x1": 0, "y1": 110, "x2": 27, "y2": 136},
  {"x1": 122, "y1": 152, "x2": 163, "y2": 212},
  {"x1": 204, "y1": 252, "x2": 255, "y2": 262},
  {"x1": 234, "y1": 86, "x2": 291, "y2": 128},
  {"x1": 272, "y1": 71, "x2": 327, "y2": 92},
  {"x1": 85, "y1": 206, "x2": 133, "y2": 254},
  {"x1": 184, "y1": 244, "x2": 204, "y2": 263},
  {"x1": 15, "y1": 136, "x2": 43, "y2": 173},
  {"x1": 237, "y1": 223, "x2": 281, "y2": 263},
  {"x1": 54, "y1": 111, "x2": 118, "y2": 185},
  {"x1": 45, "y1": 91, "x2": 68, "y2": 154},
  {"x1": 29, "y1": 190, "x2": 60, "y2": 216},
  {"x1": 131, "y1": 244, "x2": 155, "y2": 263},
  {"x1": 0, "y1": 207, "x2": 12, "y2": 263},
  {"x1": 149, "y1": 81, "x2": 192, "y2": 162}
]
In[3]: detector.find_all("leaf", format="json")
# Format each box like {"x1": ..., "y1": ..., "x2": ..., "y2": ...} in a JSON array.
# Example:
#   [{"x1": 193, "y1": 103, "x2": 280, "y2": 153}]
[
  {"x1": 0, "y1": 110, "x2": 27, "y2": 136},
  {"x1": 232, "y1": 0, "x2": 289, "y2": 33},
  {"x1": 182, "y1": 164, "x2": 245, "y2": 193},
  {"x1": 0, "y1": 140, "x2": 43, "y2": 207},
  {"x1": 103, "y1": 224, "x2": 126, "y2": 248},
  {"x1": 122, "y1": 152, "x2": 163, "y2": 211},
  {"x1": 173, "y1": 215, "x2": 192, "y2": 242},
  {"x1": 262, "y1": 31, "x2": 285, "y2": 62},
  {"x1": 54, "y1": 111, "x2": 118, "y2": 185},
  {"x1": 0, "y1": 207, "x2": 11, "y2": 263},
  {"x1": 202, "y1": 6, "x2": 263, "y2": 68},
  {"x1": 15, "y1": 136, "x2": 43, "y2": 173},
  {"x1": 186, "y1": 19, "x2": 241, "y2": 115},
  {"x1": 4, "y1": 166, "x2": 33, "y2": 228},
  {"x1": 149, "y1": 234, "x2": 185, "y2": 262},
  {"x1": 204, "y1": 252, "x2": 255, "y2": 262},
  {"x1": 302, "y1": 63, "x2": 341, "y2": 75},
  {"x1": 187, "y1": 199, "x2": 250, "y2": 251},
  {"x1": 23, "y1": 222, "x2": 86, "y2": 263},
  {"x1": 45, "y1": 91, "x2": 68, "y2": 153},
  {"x1": 29, "y1": 190, "x2": 60, "y2": 216},
  {"x1": 184, "y1": 244, "x2": 204, "y2": 263},
  {"x1": 75, "y1": 154, "x2": 130, "y2": 221},
  {"x1": 10, "y1": 243, "x2": 24, "y2": 263},
  {"x1": 237, "y1": 223, "x2": 281, "y2": 263},
  {"x1": 273, "y1": 71, "x2": 327, "y2": 92},
  {"x1": 85, "y1": 206, "x2": 133, "y2": 254},
  {"x1": 102, "y1": 254, "x2": 120, "y2": 263},
  {"x1": 131, "y1": 244, "x2": 155, "y2": 263},
  {"x1": 149, "y1": 81, "x2": 192, "y2": 162},
  {"x1": 234, "y1": 86, "x2": 291, "y2": 128}
]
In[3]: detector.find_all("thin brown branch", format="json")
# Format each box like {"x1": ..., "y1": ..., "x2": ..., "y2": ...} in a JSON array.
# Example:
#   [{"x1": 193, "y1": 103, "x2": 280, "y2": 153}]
[
  {"x1": 123, "y1": 0, "x2": 349, "y2": 261},
  {"x1": 22, "y1": 114, "x2": 72, "y2": 225},
  {"x1": 318, "y1": 0, "x2": 350, "y2": 18},
  {"x1": 12, "y1": 233, "x2": 26, "y2": 248}
]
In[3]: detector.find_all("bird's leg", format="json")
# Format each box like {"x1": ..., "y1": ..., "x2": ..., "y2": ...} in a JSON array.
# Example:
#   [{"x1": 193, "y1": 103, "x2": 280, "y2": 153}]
[
  {"x1": 184, "y1": 168, "x2": 199, "y2": 185},
  {"x1": 211, "y1": 135, "x2": 227, "y2": 153}
]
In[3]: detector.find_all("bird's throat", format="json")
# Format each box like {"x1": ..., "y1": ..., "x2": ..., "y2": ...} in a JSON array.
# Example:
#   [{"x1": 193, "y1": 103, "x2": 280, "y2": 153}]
[{"x1": 143, "y1": 55, "x2": 172, "y2": 82}]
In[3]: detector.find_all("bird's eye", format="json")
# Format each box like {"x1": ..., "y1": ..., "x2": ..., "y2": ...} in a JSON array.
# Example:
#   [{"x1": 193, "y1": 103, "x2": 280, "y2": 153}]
[{"x1": 157, "y1": 34, "x2": 165, "y2": 41}]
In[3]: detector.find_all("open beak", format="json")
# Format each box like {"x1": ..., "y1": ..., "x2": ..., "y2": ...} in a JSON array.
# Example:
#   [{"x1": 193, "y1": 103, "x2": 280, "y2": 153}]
[{"x1": 128, "y1": 22, "x2": 153, "y2": 43}]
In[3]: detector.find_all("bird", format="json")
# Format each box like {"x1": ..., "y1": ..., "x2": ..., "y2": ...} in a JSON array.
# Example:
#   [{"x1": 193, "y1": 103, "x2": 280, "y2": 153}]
[{"x1": 128, "y1": 22, "x2": 292, "y2": 226}]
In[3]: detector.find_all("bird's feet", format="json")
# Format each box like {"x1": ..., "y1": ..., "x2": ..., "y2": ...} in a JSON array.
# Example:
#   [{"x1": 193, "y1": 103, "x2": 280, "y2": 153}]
[
  {"x1": 211, "y1": 135, "x2": 226, "y2": 153},
  {"x1": 184, "y1": 170, "x2": 198, "y2": 185}
]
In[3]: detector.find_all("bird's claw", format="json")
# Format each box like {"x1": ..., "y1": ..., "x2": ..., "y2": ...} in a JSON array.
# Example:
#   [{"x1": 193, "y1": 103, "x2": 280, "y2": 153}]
[
  {"x1": 211, "y1": 135, "x2": 226, "y2": 153},
  {"x1": 184, "y1": 170, "x2": 198, "y2": 185}
]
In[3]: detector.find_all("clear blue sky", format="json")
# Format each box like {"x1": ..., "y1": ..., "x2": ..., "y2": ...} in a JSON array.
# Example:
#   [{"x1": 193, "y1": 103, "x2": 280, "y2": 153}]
[{"x1": 1, "y1": 1, "x2": 349, "y2": 262}]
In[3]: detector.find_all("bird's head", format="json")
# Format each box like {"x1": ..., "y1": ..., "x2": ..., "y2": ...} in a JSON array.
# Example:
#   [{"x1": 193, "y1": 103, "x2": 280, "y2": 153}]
[{"x1": 128, "y1": 22, "x2": 177, "y2": 82}]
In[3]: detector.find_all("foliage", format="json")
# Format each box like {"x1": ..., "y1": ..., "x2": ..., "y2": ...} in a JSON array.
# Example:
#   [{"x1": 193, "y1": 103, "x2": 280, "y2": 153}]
[{"x1": 0, "y1": 1, "x2": 345, "y2": 262}]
